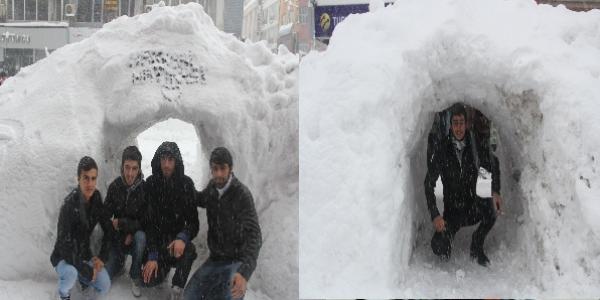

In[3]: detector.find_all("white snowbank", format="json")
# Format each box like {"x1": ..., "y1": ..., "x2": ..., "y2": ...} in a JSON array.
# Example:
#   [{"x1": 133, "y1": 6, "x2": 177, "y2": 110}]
[
  {"x1": 300, "y1": 0, "x2": 600, "y2": 298},
  {"x1": 0, "y1": 4, "x2": 298, "y2": 299}
]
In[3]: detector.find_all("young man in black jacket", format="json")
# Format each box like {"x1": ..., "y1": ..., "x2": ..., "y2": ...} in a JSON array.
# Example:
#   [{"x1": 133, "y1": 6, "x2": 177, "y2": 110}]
[
  {"x1": 50, "y1": 156, "x2": 113, "y2": 300},
  {"x1": 141, "y1": 142, "x2": 199, "y2": 300},
  {"x1": 104, "y1": 146, "x2": 146, "y2": 297},
  {"x1": 424, "y1": 104, "x2": 502, "y2": 266},
  {"x1": 184, "y1": 147, "x2": 262, "y2": 300}
]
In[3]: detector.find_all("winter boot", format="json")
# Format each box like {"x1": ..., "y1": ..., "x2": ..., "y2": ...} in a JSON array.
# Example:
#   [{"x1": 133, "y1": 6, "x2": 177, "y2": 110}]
[
  {"x1": 470, "y1": 246, "x2": 490, "y2": 267},
  {"x1": 470, "y1": 233, "x2": 490, "y2": 267},
  {"x1": 431, "y1": 231, "x2": 452, "y2": 260}
]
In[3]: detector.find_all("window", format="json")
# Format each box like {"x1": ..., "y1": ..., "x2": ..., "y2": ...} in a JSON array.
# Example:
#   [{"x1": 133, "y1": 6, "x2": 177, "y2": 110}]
[
  {"x1": 37, "y1": 0, "x2": 48, "y2": 20},
  {"x1": 13, "y1": 0, "x2": 24, "y2": 20},
  {"x1": 25, "y1": 0, "x2": 35, "y2": 19}
]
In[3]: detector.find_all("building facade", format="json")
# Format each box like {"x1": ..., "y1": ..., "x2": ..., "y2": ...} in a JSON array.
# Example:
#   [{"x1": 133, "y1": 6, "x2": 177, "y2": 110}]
[
  {"x1": 242, "y1": 0, "x2": 279, "y2": 49},
  {"x1": 0, "y1": 0, "x2": 243, "y2": 76}
]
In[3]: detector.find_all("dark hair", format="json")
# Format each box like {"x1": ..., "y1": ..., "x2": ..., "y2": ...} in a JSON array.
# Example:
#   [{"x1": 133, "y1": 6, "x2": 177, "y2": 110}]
[
  {"x1": 449, "y1": 103, "x2": 467, "y2": 120},
  {"x1": 122, "y1": 145, "x2": 142, "y2": 166},
  {"x1": 210, "y1": 147, "x2": 233, "y2": 167},
  {"x1": 77, "y1": 156, "x2": 98, "y2": 177}
]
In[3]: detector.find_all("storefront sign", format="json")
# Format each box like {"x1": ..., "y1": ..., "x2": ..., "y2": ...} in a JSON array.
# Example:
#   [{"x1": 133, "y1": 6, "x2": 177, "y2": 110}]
[
  {"x1": 314, "y1": 2, "x2": 393, "y2": 39},
  {"x1": 0, "y1": 31, "x2": 31, "y2": 45},
  {"x1": 314, "y1": 4, "x2": 369, "y2": 39},
  {"x1": 0, "y1": 26, "x2": 68, "y2": 49}
]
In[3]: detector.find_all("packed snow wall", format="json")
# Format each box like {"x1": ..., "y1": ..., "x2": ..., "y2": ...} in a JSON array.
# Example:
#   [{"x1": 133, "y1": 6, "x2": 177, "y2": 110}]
[
  {"x1": 300, "y1": 0, "x2": 600, "y2": 297},
  {"x1": 0, "y1": 4, "x2": 298, "y2": 299}
]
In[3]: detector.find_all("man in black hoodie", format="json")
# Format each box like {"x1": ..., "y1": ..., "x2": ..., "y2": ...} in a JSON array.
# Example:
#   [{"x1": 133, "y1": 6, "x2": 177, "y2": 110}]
[
  {"x1": 184, "y1": 147, "x2": 262, "y2": 300},
  {"x1": 104, "y1": 146, "x2": 146, "y2": 297},
  {"x1": 424, "y1": 103, "x2": 502, "y2": 266},
  {"x1": 141, "y1": 142, "x2": 199, "y2": 300},
  {"x1": 51, "y1": 156, "x2": 113, "y2": 300}
]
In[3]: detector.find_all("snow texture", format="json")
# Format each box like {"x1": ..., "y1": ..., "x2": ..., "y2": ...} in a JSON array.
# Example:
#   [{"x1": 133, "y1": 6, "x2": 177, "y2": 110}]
[
  {"x1": 0, "y1": 3, "x2": 298, "y2": 299},
  {"x1": 300, "y1": 0, "x2": 600, "y2": 298}
]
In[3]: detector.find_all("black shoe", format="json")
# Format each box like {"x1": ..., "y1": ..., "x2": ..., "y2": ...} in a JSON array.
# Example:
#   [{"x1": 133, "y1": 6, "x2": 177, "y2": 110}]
[{"x1": 470, "y1": 250, "x2": 490, "y2": 267}]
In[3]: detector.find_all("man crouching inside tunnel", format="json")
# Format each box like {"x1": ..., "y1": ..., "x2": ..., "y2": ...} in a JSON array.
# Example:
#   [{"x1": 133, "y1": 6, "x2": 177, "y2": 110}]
[{"x1": 424, "y1": 103, "x2": 502, "y2": 267}]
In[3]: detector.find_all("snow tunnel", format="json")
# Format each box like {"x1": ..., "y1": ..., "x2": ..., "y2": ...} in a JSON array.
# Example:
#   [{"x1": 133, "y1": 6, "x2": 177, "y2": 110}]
[
  {"x1": 300, "y1": 0, "x2": 600, "y2": 297},
  {"x1": 408, "y1": 102, "x2": 526, "y2": 261},
  {"x1": 0, "y1": 4, "x2": 298, "y2": 299},
  {"x1": 401, "y1": 66, "x2": 546, "y2": 287}
]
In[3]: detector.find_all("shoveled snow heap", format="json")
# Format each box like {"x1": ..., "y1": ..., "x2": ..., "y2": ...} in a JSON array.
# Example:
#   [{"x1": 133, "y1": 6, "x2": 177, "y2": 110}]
[
  {"x1": 0, "y1": 3, "x2": 298, "y2": 299},
  {"x1": 300, "y1": 0, "x2": 600, "y2": 298}
]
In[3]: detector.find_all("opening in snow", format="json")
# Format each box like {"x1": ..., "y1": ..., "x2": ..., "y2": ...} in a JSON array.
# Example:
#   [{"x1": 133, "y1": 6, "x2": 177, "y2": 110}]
[
  {"x1": 137, "y1": 118, "x2": 207, "y2": 185},
  {"x1": 404, "y1": 90, "x2": 536, "y2": 282},
  {"x1": 411, "y1": 101, "x2": 523, "y2": 263}
]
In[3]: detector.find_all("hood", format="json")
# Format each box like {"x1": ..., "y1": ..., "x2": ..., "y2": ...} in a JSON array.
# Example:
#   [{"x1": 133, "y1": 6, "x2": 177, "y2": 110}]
[{"x1": 150, "y1": 141, "x2": 185, "y2": 180}]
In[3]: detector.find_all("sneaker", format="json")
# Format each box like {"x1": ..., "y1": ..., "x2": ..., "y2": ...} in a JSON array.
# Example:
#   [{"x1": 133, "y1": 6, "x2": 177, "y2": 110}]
[
  {"x1": 131, "y1": 280, "x2": 142, "y2": 297},
  {"x1": 58, "y1": 295, "x2": 70, "y2": 300},
  {"x1": 170, "y1": 285, "x2": 183, "y2": 300},
  {"x1": 470, "y1": 250, "x2": 490, "y2": 267}
]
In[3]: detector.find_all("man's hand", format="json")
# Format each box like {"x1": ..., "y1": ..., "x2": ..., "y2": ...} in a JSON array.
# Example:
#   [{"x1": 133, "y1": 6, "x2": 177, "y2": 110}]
[
  {"x1": 142, "y1": 261, "x2": 158, "y2": 284},
  {"x1": 167, "y1": 240, "x2": 186, "y2": 258},
  {"x1": 231, "y1": 272, "x2": 247, "y2": 299},
  {"x1": 92, "y1": 256, "x2": 104, "y2": 271},
  {"x1": 493, "y1": 192, "x2": 503, "y2": 216},
  {"x1": 124, "y1": 234, "x2": 133, "y2": 246},
  {"x1": 91, "y1": 256, "x2": 103, "y2": 282},
  {"x1": 112, "y1": 219, "x2": 119, "y2": 231},
  {"x1": 433, "y1": 215, "x2": 446, "y2": 232}
]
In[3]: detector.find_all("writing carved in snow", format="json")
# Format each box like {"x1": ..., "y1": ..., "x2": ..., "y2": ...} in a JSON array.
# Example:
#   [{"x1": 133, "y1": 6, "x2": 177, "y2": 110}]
[{"x1": 129, "y1": 50, "x2": 206, "y2": 102}]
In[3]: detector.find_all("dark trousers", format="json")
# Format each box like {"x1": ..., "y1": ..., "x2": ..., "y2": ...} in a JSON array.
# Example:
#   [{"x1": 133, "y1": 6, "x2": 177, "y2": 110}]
[
  {"x1": 431, "y1": 196, "x2": 496, "y2": 258},
  {"x1": 142, "y1": 243, "x2": 198, "y2": 289},
  {"x1": 183, "y1": 260, "x2": 243, "y2": 300},
  {"x1": 105, "y1": 230, "x2": 146, "y2": 281}
]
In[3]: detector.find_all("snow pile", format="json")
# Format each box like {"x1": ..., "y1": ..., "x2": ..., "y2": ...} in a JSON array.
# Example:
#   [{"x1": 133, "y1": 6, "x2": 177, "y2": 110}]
[
  {"x1": 300, "y1": 0, "x2": 600, "y2": 298},
  {"x1": 0, "y1": 3, "x2": 298, "y2": 299}
]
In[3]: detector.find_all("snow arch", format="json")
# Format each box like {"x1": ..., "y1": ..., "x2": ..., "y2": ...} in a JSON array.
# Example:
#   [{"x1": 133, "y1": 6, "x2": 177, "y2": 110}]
[
  {"x1": 0, "y1": 4, "x2": 298, "y2": 299},
  {"x1": 300, "y1": 0, "x2": 600, "y2": 298}
]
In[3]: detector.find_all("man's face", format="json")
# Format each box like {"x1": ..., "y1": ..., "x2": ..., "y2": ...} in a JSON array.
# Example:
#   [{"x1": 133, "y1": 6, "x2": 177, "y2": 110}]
[
  {"x1": 123, "y1": 159, "x2": 140, "y2": 186},
  {"x1": 78, "y1": 168, "x2": 98, "y2": 201},
  {"x1": 451, "y1": 114, "x2": 466, "y2": 141},
  {"x1": 211, "y1": 163, "x2": 231, "y2": 189},
  {"x1": 161, "y1": 155, "x2": 176, "y2": 179}
]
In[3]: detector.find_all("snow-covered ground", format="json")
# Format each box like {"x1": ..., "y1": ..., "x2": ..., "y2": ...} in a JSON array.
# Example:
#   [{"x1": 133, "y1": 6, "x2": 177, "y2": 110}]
[
  {"x1": 300, "y1": 0, "x2": 600, "y2": 298},
  {"x1": 0, "y1": 3, "x2": 298, "y2": 299}
]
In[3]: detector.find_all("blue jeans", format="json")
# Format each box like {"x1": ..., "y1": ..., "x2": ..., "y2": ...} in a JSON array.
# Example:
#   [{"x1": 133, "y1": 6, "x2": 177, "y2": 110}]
[
  {"x1": 55, "y1": 260, "x2": 111, "y2": 298},
  {"x1": 183, "y1": 260, "x2": 243, "y2": 300},
  {"x1": 105, "y1": 230, "x2": 146, "y2": 281}
]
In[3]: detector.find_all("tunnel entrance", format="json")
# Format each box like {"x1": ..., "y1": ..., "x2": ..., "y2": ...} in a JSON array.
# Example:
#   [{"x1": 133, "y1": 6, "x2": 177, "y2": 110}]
[
  {"x1": 136, "y1": 118, "x2": 207, "y2": 185},
  {"x1": 406, "y1": 100, "x2": 530, "y2": 283}
]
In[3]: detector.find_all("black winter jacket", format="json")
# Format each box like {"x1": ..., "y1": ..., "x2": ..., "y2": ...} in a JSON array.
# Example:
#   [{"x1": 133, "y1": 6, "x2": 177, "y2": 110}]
[
  {"x1": 50, "y1": 188, "x2": 113, "y2": 280},
  {"x1": 105, "y1": 176, "x2": 146, "y2": 243},
  {"x1": 197, "y1": 175, "x2": 262, "y2": 281},
  {"x1": 424, "y1": 130, "x2": 501, "y2": 220},
  {"x1": 145, "y1": 142, "x2": 199, "y2": 261}
]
